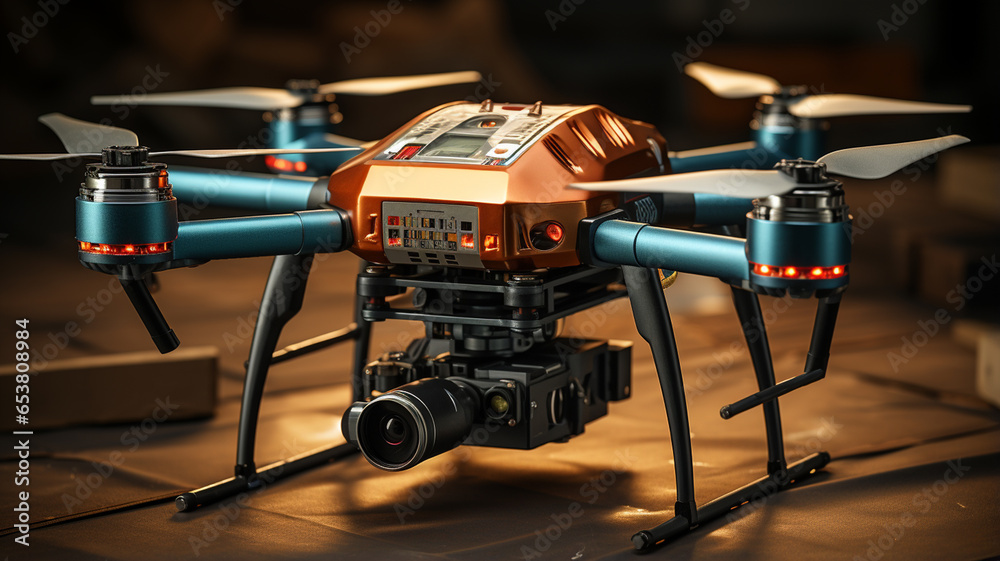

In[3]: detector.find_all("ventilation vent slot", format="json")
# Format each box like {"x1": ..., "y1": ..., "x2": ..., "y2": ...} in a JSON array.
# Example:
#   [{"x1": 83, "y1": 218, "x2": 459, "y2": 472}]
[
  {"x1": 542, "y1": 135, "x2": 583, "y2": 174},
  {"x1": 568, "y1": 119, "x2": 606, "y2": 158},
  {"x1": 513, "y1": 216, "x2": 532, "y2": 251},
  {"x1": 596, "y1": 111, "x2": 634, "y2": 148}
]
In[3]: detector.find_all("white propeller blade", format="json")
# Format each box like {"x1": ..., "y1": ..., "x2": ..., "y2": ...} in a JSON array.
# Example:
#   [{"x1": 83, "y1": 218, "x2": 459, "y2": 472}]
[
  {"x1": 92, "y1": 87, "x2": 304, "y2": 110},
  {"x1": 323, "y1": 133, "x2": 370, "y2": 147},
  {"x1": 318, "y1": 70, "x2": 482, "y2": 96},
  {"x1": 39, "y1": 113, "x2": 139, "y2": 152},
  {"x1": 570, "y1": 169, "x2": 797, "y2": 199},
  {"x1": 686, "y1": 63, "x2": 974, "y2": 119},
  {"x1": 0, "y1": 147, "x2": 362, "y2": 162},
  {"x1": 788, "y1": 94, "x2": 972, "y2": 119},
  {"x1": 817, "y1": 135, "x2": 970, "y2": 179},
  {"x1": 5, "y1": 113, "x2": 365, "y2": 162},
  {"x1": 91, "y1": 71, "x2": 483, "y2": 110},
  {"x1": 0, "y1": 153, "x2": 101, "y2": 161},
  {"x1": 684, "y1": 62, "x2": 780, "y2": 99},
  {"x1": 570, "y1": 135, "x2": 970, "y2": 197},
  {"x1": 149, "y1": 147, "x2": 362, "y2": 158}
]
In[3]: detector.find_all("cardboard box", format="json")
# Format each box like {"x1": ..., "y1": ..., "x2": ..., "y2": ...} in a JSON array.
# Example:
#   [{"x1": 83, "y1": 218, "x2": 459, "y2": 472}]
[
  {"x1": 939, "y1": 146, "x2": 1000, "y2": 223},
  {"x1": 1, "y1": 346, "x2": 218, "y2": 431},
  {"x1": 917, "y1": 237, "x2": 1000, "y2": 311},
  {"x1": 976, "y1": 332, "x2": 1000, "y2": 408}
]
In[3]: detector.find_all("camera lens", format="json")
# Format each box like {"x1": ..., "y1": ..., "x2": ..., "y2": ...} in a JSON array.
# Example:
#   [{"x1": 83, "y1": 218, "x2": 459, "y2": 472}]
[
  {"x1": 484, "y1": 387, "x2": 514, "y2": 420},
  {"x1": 342, "y1": 377, "x2": 479, "y2": 471},
  {"x1": 358, "y1": 400, "x2": 420, "y2": 467},
  {"x1": 380, "y1": 415, "x2": 408, "y2": 445}
]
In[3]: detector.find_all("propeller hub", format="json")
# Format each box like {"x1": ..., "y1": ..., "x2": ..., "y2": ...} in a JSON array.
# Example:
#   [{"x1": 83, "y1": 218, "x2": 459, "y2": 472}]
[
  {"x1": 284, "y1": 79, "x2": 321, "y2": 95},
  {"x1": 83, "y1": 156, "x2": 170, "y2": 203},
  {"x1": 752, "y1": 95, "x2": 826, "y2": 131},
  {"x1": 780, "y1": 85, "x2": 810, "y2": 98},
  {"x1": 774, "y1": 158, "x2": 828, "y2": 183},
  {"x1": 101, "y1": 146, "x2": 150, "y2": 167},
  {"x1": 754, "y1": 159, "x2": 847, "y2": 223}
]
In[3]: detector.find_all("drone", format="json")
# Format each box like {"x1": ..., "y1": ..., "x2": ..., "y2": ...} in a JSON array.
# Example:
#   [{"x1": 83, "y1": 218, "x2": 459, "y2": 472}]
[{"x1": 2, "y1": 65, "x2": 971, "y2": 551}]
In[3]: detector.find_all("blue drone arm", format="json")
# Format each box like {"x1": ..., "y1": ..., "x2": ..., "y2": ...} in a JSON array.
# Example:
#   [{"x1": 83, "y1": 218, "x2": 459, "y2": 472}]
[
  {"x1": 168, "y1": 166, "x2": 331, "y2": 212},
  {"x1": 578, "y1": 211, "x2": 852, "y2": 295},
  {"x1": 172, "y1": 209, "x2": 351, "y2": 261},
  {"x1": 623, "y1": 193, "x2": 755, "y2": 227},
  {"x1": 667, "y1": 125, "x2": 826, "y2": 174},
  {"x1": 668, "y1": 142, "x2": 772, "y2": 174},
  {"x1": 589, "y1": 218, "x2": 749, "y2": 282}
]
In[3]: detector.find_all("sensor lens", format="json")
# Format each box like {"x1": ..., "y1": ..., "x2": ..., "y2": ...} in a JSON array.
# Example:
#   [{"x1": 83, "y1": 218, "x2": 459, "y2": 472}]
[
  {"x1": 381, "y1": 415, "x2": 408, "y2": 446},
  {"x1": 490, "y1": 394, "x2": 510, "y2": 415},
  {"x1": 349, "y1": 378, "x2": 478, "y2": 471}
]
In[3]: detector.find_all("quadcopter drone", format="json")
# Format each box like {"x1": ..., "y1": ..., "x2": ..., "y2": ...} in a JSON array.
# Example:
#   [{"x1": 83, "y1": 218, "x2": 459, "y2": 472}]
[{"x1": 3, "y1": 64, "x2": 971, "y2": 551}]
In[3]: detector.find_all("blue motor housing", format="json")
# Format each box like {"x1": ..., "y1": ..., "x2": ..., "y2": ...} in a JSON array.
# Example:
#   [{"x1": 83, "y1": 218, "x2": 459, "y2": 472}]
[
  {"x1": 746, "y1": 217, "x2": 851, "y2": 296},
  {"x1": 744, "y1": 160, "x2": 851, "y2": 298},
  {"x1": 75, "y1": 150, "x2": 178, "y2": 267}
]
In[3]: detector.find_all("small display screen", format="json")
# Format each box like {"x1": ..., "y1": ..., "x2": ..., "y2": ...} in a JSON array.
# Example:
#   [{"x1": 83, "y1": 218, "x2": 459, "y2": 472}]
[
  {"x1": 419, "y1": 134, "x2": 489, "y2": 158},
  {"x1": 374, "y1": 103, "x2": 579, "y2": 165}
]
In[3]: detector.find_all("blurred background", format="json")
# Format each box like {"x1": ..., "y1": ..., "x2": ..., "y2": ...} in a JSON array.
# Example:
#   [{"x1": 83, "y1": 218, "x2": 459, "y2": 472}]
[
  {"x1": 0, "y1": 5, "x2": 998, "y2": 554},
  {"x1": 0, "y1": 0, "x2": 996, "y2": 310}
]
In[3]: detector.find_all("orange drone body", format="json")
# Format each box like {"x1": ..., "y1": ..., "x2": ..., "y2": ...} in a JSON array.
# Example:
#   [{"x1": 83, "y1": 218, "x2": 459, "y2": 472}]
[{"x1": 327, "y1": 101, "x2": 669, "y2": 271}]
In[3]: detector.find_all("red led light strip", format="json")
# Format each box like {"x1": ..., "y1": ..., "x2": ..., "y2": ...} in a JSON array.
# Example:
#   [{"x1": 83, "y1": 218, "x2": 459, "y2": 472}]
[
  {"x1": 79, "y1": 241, "x2": 173, "y2": 255},
  {"x1": 265, "y1": 155, "x2": 307, "y2": 173},
  {"x1": 392, "y1": 144, "x2": 423, "y2": 160},
  {"x1": 752, "y1": 262, "x2": 847, "y2": 280}
]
